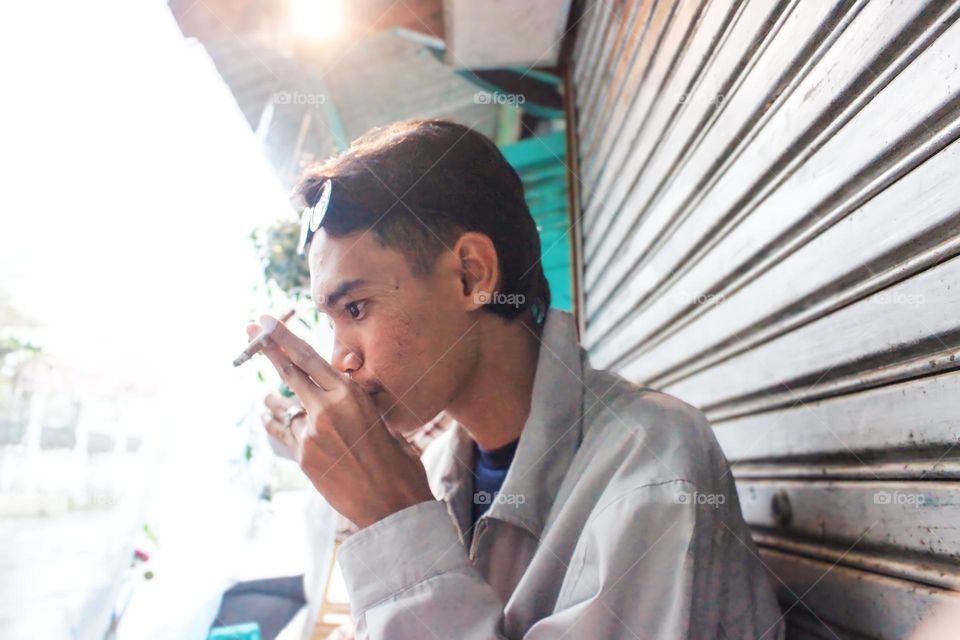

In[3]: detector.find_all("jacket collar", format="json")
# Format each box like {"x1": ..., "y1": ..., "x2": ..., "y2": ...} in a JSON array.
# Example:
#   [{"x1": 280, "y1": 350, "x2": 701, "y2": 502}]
[{"x1": 426, "y1": 308, "x2": 586, "y2": 539}]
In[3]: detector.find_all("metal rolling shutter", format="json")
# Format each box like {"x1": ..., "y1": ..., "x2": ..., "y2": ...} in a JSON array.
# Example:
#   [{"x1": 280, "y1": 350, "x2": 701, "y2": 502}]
[{"x1": 568, "y1": 0, "x2": 960, "y2": 637}]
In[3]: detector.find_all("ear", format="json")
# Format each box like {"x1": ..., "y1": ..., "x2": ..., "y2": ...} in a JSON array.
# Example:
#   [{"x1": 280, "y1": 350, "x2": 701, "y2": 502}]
[{"x1": 452, "y1": 231, "x2": 499, "y2": 312}]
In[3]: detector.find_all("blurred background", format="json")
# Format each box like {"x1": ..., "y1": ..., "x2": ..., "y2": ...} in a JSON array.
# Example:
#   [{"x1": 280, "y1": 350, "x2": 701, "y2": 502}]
[{"x1": 0, "y1": 0, "x2": 572, "y2": 638}]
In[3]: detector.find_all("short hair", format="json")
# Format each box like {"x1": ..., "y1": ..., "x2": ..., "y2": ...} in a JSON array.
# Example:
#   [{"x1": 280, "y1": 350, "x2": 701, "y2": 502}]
[{"x1": 293, "y1": 119, "x2": 551, "y2": 321}]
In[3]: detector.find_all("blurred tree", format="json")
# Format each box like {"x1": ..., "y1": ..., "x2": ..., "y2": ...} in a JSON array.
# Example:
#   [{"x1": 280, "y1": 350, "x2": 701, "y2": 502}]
[
  {"x1": 0, "y1": 290, "x2": 37, "y2": 331},
  {"x1": 251, "y1": 219, "x2": 311, "y2": 297},
  {"x1": 249, "y1": 215, "x2": 323, "y2": 333},
  {"x1": 0, "y1": 290, "x2": 42, "y2": 424}
]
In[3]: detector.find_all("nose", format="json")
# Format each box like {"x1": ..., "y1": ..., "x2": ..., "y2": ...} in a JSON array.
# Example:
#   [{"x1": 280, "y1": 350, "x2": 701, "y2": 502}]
[{"x1": 331, "y1": 339, "x2": 363, "y2": 376}]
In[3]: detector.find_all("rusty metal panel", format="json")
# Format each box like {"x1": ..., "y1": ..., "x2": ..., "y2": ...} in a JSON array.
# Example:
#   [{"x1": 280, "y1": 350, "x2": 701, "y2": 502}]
[{"x1": 570, "y1": 0, "x2": 960, "y2": 635}]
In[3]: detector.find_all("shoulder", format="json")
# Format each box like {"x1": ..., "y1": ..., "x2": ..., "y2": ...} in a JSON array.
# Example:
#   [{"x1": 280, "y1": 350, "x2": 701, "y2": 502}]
[{"x1": 572, "y1": 365, "x2": 731, "y2": 499}]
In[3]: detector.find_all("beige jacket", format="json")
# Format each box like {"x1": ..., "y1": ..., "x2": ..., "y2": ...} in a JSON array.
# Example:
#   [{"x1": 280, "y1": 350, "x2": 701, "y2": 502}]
[{"x1": 338, "y1": 309, "x2": 785, "y2": 639}]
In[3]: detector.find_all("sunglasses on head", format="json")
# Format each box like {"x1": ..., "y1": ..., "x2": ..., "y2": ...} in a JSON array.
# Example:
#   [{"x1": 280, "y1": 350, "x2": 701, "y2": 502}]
[{"x1": 297, "y1": 180, "x2": 333, "y2": 255}]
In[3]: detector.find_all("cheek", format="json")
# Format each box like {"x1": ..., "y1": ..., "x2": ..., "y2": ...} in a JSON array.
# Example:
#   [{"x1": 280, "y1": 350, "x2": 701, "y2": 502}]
[
  {"x1": 364, "y1": 281, "x2": 470, "y2": 401},
  {"x1": 373, "y1": 310, "x2": 456, "y2": 394},
  {"x1": 363, "y1": 312, "x2": 416, "y2": 386}
]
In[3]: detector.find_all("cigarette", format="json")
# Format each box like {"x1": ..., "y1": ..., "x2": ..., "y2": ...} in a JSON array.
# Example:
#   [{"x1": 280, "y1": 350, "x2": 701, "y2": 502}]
[{"x1": 233, "y1": 309, "x2": 296, "y2": 367}]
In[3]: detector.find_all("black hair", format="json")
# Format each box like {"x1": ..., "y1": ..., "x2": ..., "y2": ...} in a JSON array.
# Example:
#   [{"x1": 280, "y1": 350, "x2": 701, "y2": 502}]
[{"x1": 293, "y1": 119, "x2": 551, "y2": 321}]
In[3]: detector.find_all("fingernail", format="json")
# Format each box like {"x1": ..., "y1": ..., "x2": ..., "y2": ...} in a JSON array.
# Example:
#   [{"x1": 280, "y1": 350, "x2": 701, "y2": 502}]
[{"x1": 259, "y1": 314, "x2": 277, "y2": 333}]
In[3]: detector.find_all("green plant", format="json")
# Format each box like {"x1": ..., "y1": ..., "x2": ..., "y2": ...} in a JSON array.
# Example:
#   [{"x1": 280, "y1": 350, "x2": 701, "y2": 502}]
[
  {"x1": 0, "y1": 336, "x2": 41, "y2": 362},
  {"x1": 250, "y1": 219, "x2": 311, "y2": 297}
]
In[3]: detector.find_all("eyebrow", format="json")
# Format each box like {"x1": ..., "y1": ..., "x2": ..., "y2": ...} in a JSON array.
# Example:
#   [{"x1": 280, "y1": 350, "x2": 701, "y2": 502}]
[{"x1": 319, "y1": 278, "x2": 369, "y2": 310}]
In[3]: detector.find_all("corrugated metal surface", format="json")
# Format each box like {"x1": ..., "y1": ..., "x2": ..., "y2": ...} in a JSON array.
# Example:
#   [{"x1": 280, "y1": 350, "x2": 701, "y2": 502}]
[{"x1": 569, "y1": 0, "x2": 960, "y2": 637}]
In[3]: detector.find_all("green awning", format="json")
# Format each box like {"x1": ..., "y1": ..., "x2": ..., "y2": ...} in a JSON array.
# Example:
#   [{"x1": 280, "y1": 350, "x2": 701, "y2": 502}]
[{"x1": 499, "y1": 131, "x2": 573, "y2": 312}]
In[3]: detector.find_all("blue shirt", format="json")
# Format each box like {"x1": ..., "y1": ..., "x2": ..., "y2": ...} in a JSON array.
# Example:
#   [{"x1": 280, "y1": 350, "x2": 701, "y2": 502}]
[{"x1": 471, "y1": 437, "x2": 520, "y2": 526}]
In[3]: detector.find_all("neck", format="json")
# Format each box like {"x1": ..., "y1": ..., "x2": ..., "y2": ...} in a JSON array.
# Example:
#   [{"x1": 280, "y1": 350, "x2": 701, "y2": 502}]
[{"x1": 447, "y1": 315, "x2": 543, "y2": 450}]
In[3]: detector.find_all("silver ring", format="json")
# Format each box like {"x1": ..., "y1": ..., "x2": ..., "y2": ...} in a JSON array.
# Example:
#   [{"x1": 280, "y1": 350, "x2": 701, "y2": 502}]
[{"x1": 284, "y1": 405, "x2": 307, "y2": 429}]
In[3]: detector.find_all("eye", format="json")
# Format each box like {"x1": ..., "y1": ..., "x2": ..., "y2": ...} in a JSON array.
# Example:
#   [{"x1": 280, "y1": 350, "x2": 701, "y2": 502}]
[{"x1": 345, "y1": 300, "x2": 367, "y2": 319}]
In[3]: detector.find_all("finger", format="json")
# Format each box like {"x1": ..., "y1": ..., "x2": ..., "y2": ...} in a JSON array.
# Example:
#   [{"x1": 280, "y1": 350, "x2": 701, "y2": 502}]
[
  {"x1": 264, "y1": 391, "x2": 295, "y2": 418},
  {"x1": 251, "y1": 323, "x2": 324, "y2": 410},
  {"x1": 260, "y1": 314, "x2": 341, "y2": 390},
  {"x1": 261, "y1": 411, "x2": 297, "y2": 449},
  {"x1": 288, "y1": 412, "x2": 310, "y2": 444}
]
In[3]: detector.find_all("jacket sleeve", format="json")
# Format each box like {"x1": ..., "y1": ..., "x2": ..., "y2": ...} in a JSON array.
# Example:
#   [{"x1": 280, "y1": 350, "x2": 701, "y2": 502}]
[
  {"x1": 336, "y1": 481, "x2": 713, "y2": 640},
  {"x1": 337, "y1": 499, "x2": 506, "y2": 638}
]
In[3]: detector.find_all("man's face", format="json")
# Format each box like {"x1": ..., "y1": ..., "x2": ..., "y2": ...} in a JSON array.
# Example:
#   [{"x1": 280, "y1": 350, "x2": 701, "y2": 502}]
[{"x1": 307, "y1": 229, "x2": 479, "y2": 437}]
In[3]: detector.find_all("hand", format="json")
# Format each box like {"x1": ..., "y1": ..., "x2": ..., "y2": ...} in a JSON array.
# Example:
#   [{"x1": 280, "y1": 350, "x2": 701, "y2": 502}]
[
  {"x1": 247, "y1": 315, "x2": 435, "y2": 528},
  {"x1": 261, "y1": 390, "x2": 300, "y2": 459}
]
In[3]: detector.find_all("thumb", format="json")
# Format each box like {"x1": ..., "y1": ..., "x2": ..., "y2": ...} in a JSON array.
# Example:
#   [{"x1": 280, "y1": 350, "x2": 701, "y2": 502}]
[{"x1": 245, "y1": 323, "x2": 261, "y2": 340}]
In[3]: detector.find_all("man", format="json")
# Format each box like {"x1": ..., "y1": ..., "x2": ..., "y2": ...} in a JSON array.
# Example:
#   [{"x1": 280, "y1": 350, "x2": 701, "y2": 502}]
[{"x1": 250, "y1": 119, "x2": 784, "y2": 639}]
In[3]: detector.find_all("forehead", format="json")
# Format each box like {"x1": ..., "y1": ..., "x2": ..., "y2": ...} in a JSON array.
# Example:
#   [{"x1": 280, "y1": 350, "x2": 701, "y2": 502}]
[{"x1": 307, "y1": 229, "x2": 407, "y2": 302}]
